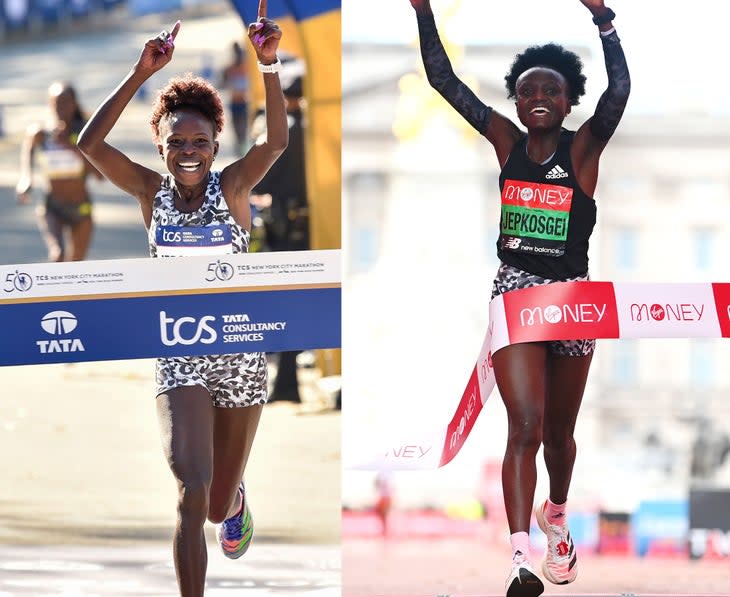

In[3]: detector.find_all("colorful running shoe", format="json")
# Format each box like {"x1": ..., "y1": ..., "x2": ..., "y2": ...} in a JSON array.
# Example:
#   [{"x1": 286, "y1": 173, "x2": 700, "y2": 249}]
[
  {"x1": 505, "y1": 555, "x2": 544, "y2": 597},
  {"x1": 217, "y1": 481, "x2": 253, "y2": 559},
  {"x1": 535, "y1": 500, "x2": 577, "y2": 584}
]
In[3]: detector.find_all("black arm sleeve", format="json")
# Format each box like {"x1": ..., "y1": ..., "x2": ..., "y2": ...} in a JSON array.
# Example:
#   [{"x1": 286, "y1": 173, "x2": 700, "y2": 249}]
[
  {"x1": 416, "y1": 12, "x2": 492, "y2": 134},
  {"x1": 589, "y1": 29, "x2": 631, "y2": 140}
]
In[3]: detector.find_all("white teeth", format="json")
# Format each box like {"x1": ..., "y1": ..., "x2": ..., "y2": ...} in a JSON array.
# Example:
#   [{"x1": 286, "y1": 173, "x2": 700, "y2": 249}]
[
  {"x1": 179, "y1": 162, "x2": 200, "y2": 167},
  {"x1": 531, "y1": 107, "x2": 548, "y2": 114}
]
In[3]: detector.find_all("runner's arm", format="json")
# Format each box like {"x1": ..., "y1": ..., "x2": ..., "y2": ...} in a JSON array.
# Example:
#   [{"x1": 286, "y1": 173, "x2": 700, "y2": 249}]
[
  {"x1": 221, "y1": 17, "x2": 288, "y2": 208},
  {"x1": 78, "y1": 69, "x2": 159, "y2": 202},
  {"x1": 576, "y1": 3, "x2": 630, "y2": 143},
  {"x1": 571, "y1": 5, "x2": 630, "y2": 195},
  {"x1": 588, "y1": 29, "x2": 630, "y2": 141},
  {"x1": 15, "y1": 126, "x2": 41, "y2": 202},
  {"x1": 412, "y1": 1, "x2": 521, "y2": 163},
  {"x1": 77, "y1": 23, "x2": 181, "y2": 202}
]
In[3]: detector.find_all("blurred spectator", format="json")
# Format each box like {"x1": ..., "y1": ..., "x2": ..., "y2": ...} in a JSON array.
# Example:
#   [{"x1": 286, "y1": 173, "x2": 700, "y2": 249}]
[
  {"x1": 15, "y1": 81, "x2": 102, "y2": 261},
  {"x1": 374, "y1": 471, "x2": 394, "y2": 536},
  {"x1": 250, "y1": 55, "x2": 308, "y2": 403},
  {"x1": 199, "y1": 51, "x2": 215, "y2": 81},
  {"x1": 220, "y1": 40, "x2": 250, "y2": 155},
  {"x1": 691, "y1": 419, "x2": 730, "y2": 482},
  {"x1": 4, "y1": 0, "x2": 29, "y2": 28}
]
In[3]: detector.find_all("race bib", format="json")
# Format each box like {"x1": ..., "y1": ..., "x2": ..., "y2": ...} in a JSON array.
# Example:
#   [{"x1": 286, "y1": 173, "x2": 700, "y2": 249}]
[
  {"x1": 499, "y1": 179, "x2": 573, "y2": 258},
  {"x1": 43, "y1": 148, "x2": 85, "y2": 179},
  {"x1": 155, "y1": 224, "x2": 233, "y2": 257}
]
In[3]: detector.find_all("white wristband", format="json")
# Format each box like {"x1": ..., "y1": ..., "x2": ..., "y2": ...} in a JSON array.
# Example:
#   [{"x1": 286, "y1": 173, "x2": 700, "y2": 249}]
[
  {"x1": 600, "y1": 27, "x2": 616, "y2": 37},
  {"x1": 257, "y1": 58, "x2": 282, "y2": 74}
]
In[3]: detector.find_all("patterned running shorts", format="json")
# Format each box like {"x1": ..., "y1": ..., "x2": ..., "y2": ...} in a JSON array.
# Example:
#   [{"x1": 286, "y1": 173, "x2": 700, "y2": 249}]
[
  {"x1": 156, "y1": 352, "x2": 268, "y2": 408},
  {"x1": 491, "y1": 262, "x2": 596, "y2": 357}
]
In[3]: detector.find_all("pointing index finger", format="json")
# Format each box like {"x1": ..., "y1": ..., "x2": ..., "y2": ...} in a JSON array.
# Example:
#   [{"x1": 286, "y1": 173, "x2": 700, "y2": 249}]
[
  {"x1": 257, "y1": 0, "x2": 267, "y2": 19},
  {"x1": 170, "y1": 19, "x2": 181, "y2": 39}
]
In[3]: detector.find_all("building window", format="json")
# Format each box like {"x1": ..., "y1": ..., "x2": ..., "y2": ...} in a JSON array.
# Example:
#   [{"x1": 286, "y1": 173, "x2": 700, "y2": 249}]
[
  {"x1": 346, "y1": 171, "x2": 386, "y2": 274},
  {"x1": 354, "y1": 226, "x2": 378, "y2": 271},
  {"x1": 692, "y1": 228, "x2": 715, "y2": 270},
  {"x1": 690, "y1": 340, "x2": 714, "y2": 387},
  {"x1": 615, "y1": 228, "x2": 637, "y2": 271},
  {"x1": 613, "y1": 340, "x2": 638, "y2": 385}
]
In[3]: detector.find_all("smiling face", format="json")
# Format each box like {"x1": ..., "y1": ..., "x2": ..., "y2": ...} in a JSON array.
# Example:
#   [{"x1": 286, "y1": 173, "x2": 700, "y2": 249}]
[
  {"x1": 514, "y1": 67, "x2": 571, "y2": 131},
  {"x1": 157, "y1": 108, "x2": 219, "y2": 185}
]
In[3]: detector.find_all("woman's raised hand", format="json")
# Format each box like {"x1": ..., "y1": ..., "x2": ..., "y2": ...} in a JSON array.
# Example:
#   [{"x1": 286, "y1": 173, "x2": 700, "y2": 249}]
[
  {"x1": 578, "y1": 0, "x2": 609, "y2": 15},
  {"x1": 248, "y1": 0, "x2": 282, "y2": 64},
  {"x1": 409, "y1": 0, "x2": 432, "y2": 13},
  {"x1": 134, "y1": 20, "x2": 181, "y2": 76}
]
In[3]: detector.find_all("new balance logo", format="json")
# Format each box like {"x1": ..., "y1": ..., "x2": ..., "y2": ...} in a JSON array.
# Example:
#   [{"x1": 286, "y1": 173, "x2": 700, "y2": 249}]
[
  {"x1": 545, "y1": 165, "x2": 569, "y2": 179},
  {"x1": 504, "y1": 237, "x2": 522, "y2": 250}
]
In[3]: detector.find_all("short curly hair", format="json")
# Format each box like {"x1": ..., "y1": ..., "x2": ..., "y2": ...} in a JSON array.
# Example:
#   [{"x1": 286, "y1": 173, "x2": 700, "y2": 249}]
[
  {"x1": 150, "y1": 73, "x2": 225, "y2": 140},
  {"x1": 504, "y1": 43, "x2": 586, "y2": 106}
]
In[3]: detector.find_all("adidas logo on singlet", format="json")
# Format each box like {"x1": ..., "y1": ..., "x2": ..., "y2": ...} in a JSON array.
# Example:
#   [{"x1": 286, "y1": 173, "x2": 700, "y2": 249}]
[{"x1": 545, "y1": 164, "x2": 569, "y2": 179}]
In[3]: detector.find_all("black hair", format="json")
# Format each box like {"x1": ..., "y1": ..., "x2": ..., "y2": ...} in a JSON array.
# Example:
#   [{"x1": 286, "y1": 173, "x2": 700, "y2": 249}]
[
  {"x1": 49, "y1": 82, "x2": 87, "y2": 135},
  {"x1": 504, "y1": 43, "x2": 586, "y2": 106},
  {"x1": 150, "y1": 73, "x2": 224, "y2": 140}
]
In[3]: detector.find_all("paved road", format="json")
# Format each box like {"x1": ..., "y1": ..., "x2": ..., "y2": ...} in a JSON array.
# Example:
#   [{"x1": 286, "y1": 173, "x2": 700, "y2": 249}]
[
  {"x1": 0, "y1": 544, "x2": 339, "y2": 596},
  {"x1": 0, "y1": 6, "x2": 341, "y2": 596},
  {"x1": 342, "y1": 538, "x2": 730, "y2": 596}
]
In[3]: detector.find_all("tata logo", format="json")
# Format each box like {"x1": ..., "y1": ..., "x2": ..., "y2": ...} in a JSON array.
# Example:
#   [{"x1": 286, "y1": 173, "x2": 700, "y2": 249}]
[
  {"x1": 630, "y1": 303, "x2": 704, "y2": 322},
  {"x1": 162, "y1": 230, "x2": 183, "y2": 243},
  {"x1": 520, "y1": 303, "x2": 607, "y2": 326},
  {"x1": 41, "y1": 310, "x2": 78, "y2": 335},
  {"x1": 160, "y1": 311, "x2": 217, "y2": 346},
  {"x1": 37, "y1": 310, "x2": 85, "y2": 354}
]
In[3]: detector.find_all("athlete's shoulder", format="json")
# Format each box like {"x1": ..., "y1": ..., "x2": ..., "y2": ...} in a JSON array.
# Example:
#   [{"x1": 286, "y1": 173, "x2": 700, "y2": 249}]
[
  {"x1": 24, "y1": 123, "x2": 45, "y2": 145},
  {"x1": 560, "y1": 127, "x2": 577, "y2": 137},
  {"x1": 505, "y1": 132, "x2": 528, "y2": 158}
]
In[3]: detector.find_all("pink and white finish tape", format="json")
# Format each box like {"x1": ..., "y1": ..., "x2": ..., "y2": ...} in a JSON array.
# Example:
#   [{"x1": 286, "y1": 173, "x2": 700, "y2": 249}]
[{"x1": 350, "y1": 281, "x2": 730, "y2": 470}]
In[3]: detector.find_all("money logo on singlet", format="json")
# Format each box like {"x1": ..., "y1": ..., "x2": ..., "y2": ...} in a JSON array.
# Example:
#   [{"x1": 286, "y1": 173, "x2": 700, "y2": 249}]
[{"x1": 499, "y1": 179, "x2": 573, "y2": 257}]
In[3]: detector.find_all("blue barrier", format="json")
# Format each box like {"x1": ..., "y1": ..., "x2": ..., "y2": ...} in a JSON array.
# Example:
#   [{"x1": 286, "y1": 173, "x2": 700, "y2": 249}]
[
  {"x1": 632, "y1": 499, "x2": 688, "y2": 557},
  {"x1": 0, "y1": 287, "x2": 340, "y2": 366},
  {"x1": 0, "y1": 250, "x2": 341, "y2": 366}
]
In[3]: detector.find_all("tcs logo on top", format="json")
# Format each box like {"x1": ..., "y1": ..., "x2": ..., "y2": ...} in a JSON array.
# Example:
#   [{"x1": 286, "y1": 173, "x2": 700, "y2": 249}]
[{"x1": 161, "y1": 229, "x2": 183, "y2": 243}]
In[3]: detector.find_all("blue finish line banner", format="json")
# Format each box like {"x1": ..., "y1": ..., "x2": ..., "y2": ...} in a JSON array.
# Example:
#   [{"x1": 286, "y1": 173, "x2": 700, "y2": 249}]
[{"x1": 0, "y1": 250, "x2": 340, "y2": 366}]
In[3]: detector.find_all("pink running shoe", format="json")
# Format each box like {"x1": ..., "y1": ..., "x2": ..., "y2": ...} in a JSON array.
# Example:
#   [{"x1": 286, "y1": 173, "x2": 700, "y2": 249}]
[
  {"x1": 216, "y1": 481, "x2": 253, "y2": 559},
  {"x1": 505, "y1": 552, "x2": 544, "y2": 597},
  {"x1": 535, "y1": 500, "x2": 577, "y2": 584}
]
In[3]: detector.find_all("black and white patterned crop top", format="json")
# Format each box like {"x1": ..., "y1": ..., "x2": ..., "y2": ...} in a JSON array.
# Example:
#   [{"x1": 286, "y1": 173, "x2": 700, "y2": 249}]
[{"x1": 148, "y1": 171, "x2": 250, "y2": 258}]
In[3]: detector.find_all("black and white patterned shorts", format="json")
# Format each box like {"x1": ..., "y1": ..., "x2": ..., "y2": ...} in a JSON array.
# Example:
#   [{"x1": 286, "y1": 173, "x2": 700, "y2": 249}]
[
  {"x1": 491, "y1": 262, "x2": 596, "y2": 357},
  {"x1": 156, "y1": 352, "x2": 268, "y2": 408}
]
